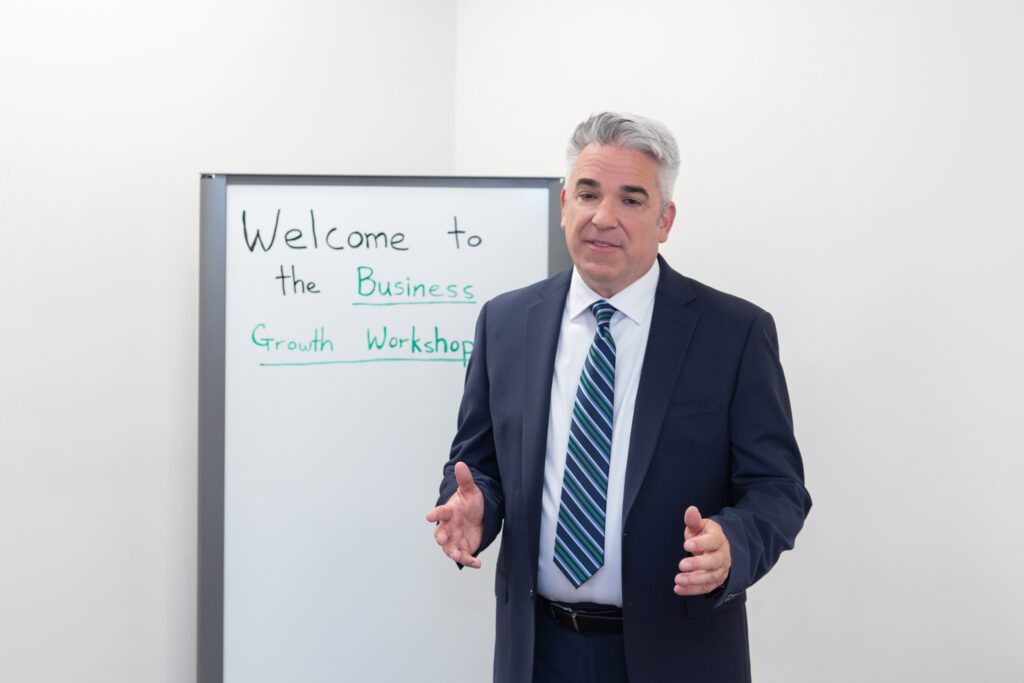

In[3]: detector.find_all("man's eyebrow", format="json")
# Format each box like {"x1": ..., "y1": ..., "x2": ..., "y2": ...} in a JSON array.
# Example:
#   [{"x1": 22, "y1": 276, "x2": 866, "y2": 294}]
[
  {"x1": 621, "y1": 185, "x2": 650, "y2": 198},
  {"x1": 574, "y1": 178, "x2": 650, "y2": 198}
]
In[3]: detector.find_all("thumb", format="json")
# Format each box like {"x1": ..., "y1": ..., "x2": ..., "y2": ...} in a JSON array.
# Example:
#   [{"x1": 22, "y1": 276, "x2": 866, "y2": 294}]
[
  {"x1": 684, "y1": 506, "x2": 705, "y2": 535},
  {"x1": 454, "y1": 461, "x2": 479, "y2": 496}
]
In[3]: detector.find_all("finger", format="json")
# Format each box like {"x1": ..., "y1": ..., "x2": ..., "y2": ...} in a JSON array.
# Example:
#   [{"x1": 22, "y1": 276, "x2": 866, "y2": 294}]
[
  {"x1": 684, "y1": 531, "x2": 722, "y2": 554},
  {"x1": 684, "y1": 505, "x2": 704, "y2": 536},
  {"x1": 678, "y1": 554, "x2": 721, "y2": 573},
  {"x1": 674, "y1": 570, "x2": 726, "y2": 593},
  {"x1": 449, "y1": 546, "x2": 482, "y2": 569},
  {"x1": 454, "y1": 462, "x2": 480, "y2": 496},
  {"x1": 675, "y1": 569, "x2": 722, "y2": 588},
  {"x1": 426, "y1": 505, "x2": 453, "y2": 523},
  {"x1": 673, "y1": 580, "x2": 722, "y2": 596}
]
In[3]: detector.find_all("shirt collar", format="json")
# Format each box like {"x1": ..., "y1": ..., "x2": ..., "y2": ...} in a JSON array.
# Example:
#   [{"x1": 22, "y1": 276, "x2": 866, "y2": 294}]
[{"x1": 567, "y1": 259, "x2": 660, "y2": 326}]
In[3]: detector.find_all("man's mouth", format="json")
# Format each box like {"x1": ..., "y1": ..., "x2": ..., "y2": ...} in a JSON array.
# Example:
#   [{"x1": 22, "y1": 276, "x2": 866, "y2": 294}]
[{"x1": 588, "y1": 240, "x2": 618, "y2": 248}]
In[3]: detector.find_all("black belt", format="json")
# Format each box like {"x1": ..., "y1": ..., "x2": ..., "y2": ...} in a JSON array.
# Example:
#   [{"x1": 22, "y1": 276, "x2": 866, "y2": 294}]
[{"x1": 538, "y1": 596, "x2": 624, "y2": 634}]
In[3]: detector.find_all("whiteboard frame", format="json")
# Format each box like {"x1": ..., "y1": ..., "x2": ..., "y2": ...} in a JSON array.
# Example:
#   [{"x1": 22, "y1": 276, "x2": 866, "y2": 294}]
[{"x1": 197, "y1": 174, "x2": 566, "y2": 683}]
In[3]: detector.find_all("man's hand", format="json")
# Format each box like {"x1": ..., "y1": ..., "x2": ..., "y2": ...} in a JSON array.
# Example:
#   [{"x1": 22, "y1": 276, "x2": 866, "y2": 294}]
[
  {"x1": 426, "y1": 462, "x2": 485, "y2": 569},
  {"x1": 674, "y1": 505, "x2": 731, "y2": 596}
]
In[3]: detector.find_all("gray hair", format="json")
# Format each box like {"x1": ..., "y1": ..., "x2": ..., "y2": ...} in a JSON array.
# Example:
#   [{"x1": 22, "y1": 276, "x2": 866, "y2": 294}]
[{"x1": 566, "y1": 112, "x2": 680, "y2": 207}]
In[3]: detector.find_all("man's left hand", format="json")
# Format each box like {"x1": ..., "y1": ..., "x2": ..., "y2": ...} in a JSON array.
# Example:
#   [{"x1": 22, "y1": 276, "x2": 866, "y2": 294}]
[{"x1": 674, "y1": 505, "x2": 731, "y2": 596}]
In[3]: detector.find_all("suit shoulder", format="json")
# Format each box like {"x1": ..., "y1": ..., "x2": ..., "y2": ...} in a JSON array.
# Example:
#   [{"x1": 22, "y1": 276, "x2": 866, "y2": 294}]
[{"x1": 674, "y1": 273, "x2": 771, "y2": 327}]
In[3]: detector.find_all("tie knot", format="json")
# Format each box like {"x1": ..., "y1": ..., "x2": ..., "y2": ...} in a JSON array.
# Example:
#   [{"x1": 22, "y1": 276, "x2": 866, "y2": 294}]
[{"x1": 590, "y1": 300, "x2": 616, "y2": 328}]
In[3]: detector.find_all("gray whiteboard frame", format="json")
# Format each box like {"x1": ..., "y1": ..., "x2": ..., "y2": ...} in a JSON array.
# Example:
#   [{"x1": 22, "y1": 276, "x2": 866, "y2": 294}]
[{"x1": 197, "y1": 174, "x2": 567, "y2": 683}]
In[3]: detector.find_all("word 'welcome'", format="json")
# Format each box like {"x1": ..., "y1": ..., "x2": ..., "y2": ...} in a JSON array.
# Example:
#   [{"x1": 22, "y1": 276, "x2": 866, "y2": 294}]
[{"x1": 243, "y1": 209, "x2": 408, "y2": 252}]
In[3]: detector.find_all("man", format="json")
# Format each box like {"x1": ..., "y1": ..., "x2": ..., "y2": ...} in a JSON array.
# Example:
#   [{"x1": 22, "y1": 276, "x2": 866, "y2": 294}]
[{"x1": 427, "y1": 112, "x2": 811, "y2": 682}]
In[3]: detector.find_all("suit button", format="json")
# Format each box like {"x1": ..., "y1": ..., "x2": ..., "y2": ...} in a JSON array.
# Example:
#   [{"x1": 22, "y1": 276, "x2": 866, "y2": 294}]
[{"x1": 529, "y1": 589, "x2": 536, "y2": 602}]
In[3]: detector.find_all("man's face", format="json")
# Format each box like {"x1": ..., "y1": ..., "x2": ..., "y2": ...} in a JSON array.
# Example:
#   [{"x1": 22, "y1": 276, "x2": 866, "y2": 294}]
[{"x1": 561, "y1": 144, "x2": 676, "y2": 298}]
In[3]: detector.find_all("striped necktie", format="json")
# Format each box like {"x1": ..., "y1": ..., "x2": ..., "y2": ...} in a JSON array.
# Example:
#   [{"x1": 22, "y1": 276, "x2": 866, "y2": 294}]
[{"x1": 554, "y1": 300, "x2": 617, "y2": 587}]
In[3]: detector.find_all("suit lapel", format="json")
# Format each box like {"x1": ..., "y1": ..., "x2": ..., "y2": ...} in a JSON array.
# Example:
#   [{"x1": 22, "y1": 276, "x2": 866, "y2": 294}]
[
  {"x1": 522, "y1": 272, "x2": 570, "y2": 578},
  {"x1": 623, "y1": 260, "x2": 698, "y2": 525}
]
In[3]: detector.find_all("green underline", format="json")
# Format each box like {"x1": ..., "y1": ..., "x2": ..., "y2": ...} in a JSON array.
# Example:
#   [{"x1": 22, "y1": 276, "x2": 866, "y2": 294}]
[
  {"x1": 351, "y1": 301, "x2": 477, "y2": 306},
  {"x1": 259, "y1": 357, "x2": 466, "y2": 366}
]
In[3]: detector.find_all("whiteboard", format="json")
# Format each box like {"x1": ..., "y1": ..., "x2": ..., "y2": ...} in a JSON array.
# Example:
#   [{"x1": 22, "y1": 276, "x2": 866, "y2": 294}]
[{"x1": 199, "y1": 175, "x2": 565, "y2": 683}]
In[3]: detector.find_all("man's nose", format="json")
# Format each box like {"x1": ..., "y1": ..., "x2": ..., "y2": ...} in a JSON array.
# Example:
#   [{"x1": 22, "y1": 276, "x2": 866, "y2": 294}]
[{"x1": 592, "y1": 198, "x2": 618, "y2": 228}]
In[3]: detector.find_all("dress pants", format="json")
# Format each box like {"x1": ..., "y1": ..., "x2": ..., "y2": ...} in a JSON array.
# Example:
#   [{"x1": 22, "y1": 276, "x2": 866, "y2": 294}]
[{"x1": 532, "y1": 601, "x2": 629, "y2": 683}]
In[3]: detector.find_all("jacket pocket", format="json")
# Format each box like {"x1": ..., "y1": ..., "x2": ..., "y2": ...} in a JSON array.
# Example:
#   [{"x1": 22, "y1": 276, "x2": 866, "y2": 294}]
[{"x1": 683, "y1": 590, "x2": 745, "y2": 618}]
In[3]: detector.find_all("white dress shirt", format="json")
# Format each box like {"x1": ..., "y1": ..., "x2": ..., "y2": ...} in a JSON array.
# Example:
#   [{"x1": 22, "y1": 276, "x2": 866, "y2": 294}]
[{"x1": 536, "y1": 260, "x2": 660, "y2": 606}]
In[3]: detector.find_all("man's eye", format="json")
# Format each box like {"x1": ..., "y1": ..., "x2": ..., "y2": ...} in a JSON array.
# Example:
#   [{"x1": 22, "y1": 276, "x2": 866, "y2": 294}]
[
  {"x1": 623, "y1": 197, "x2": 642, "y2": 206},
  {"x1": 577, "y1": 192, "x2": 596, "y2": 201}
]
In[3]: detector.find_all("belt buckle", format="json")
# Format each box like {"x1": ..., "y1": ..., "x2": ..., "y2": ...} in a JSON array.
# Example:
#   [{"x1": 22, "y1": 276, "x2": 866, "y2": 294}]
[{"x1": 569, "y1": 610, "x2": 580, "y2": 633}]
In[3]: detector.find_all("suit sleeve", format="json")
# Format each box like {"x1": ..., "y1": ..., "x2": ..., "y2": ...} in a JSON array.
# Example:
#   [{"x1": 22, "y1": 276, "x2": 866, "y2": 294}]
[
  {"x1": 712, "y1": 311, "x2": 812, "y2": 604},
  {"x1": 437, "y1": 301, "x2": 505, "y2": 560}
]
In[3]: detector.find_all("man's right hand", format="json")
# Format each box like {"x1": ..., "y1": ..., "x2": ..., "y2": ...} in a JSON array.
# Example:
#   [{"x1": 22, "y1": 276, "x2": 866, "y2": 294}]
[{"x1": 426, "y1": 461, "x2": 485, "y2": 569}]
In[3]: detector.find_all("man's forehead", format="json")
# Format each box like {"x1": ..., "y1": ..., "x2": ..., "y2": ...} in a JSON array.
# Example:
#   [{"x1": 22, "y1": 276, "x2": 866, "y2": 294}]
[{"x1": 572, "y1": 145, "x2": 659, "y2": 184}]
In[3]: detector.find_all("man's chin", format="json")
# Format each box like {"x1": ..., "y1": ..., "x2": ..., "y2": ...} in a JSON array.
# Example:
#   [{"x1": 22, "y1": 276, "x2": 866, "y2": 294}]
[{"x1": 575, "y1": 265, "x2": 625, "y2": 298}]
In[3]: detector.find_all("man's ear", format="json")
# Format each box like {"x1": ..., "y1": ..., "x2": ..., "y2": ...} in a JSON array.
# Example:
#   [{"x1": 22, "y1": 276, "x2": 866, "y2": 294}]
[
  {"x1": 560, "y1": 187, "x2": 567, "y2": 231},
  {"x1": 658, "y1": 201, "x2": 677, "y2": 242}
]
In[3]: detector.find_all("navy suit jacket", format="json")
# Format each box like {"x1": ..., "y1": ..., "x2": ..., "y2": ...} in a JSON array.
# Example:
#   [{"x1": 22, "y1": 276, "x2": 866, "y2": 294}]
[{"x1": 438, "y1": 256, "x2": 811, "y2": 682}]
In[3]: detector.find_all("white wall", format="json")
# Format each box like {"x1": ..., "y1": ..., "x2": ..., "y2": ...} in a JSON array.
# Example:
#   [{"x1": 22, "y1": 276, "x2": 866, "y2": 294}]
[
  {"x1": 2, "y1": 1, "x2": 1022, "y2": 681},
  {"x1": 455, "y1": 1, "x2": 1024, "y2": 681},
  {"x1": 0, "y1": 2, "x2": 455, "y2": 681}
]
